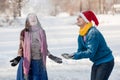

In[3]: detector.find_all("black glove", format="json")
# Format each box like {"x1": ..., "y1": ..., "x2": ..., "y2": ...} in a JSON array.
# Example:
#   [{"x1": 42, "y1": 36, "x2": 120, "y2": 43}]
[
  {"x1": 10, "y1": 56, "x2": 21, "y2": 66},
  {"x1": 61, "y1": 53, "x2": 74, "y2": 59},
  {"x1": 48, "y1": 54, "x2": 62, "y2": 64}
]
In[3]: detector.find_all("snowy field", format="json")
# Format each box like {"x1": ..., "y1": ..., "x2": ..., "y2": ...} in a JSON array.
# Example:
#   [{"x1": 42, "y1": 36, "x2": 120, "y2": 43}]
[{"x1": 0, "y1": 14, "x2": 120, "y2": 80}]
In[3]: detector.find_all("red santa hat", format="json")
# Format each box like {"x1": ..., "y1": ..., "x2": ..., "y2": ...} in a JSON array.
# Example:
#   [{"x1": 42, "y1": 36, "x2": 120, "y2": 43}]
[{"x1": 79, "y1": 10, "x2": 99, "y2": 26}]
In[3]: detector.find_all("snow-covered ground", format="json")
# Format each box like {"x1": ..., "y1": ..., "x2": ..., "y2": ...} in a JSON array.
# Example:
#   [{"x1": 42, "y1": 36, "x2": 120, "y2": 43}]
[{"x1": 0, "y1": 14, "x2": 120, "y2": 80}]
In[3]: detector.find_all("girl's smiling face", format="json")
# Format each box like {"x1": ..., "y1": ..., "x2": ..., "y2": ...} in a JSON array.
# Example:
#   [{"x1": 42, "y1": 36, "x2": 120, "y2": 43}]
[
  {"x1": 28, "y1": 14, "x2": 38, "y2": 26},
  {"x1": 77, "y1": 16, "x2": 87, "y2": 28}
]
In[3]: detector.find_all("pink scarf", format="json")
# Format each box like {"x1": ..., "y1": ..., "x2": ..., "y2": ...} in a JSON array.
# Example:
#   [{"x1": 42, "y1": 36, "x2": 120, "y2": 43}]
[{"x1": 23, "y1": 27, "x2": 48, "y2": 75}]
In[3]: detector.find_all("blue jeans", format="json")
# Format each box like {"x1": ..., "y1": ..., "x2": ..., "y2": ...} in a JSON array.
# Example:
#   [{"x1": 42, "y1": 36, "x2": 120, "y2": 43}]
[
  {"x1": 91, "y1": 59, "x2": 114, "y2": 80},
  {"x1": 28, "y1": 59, "x2": 48, "y2": 80}
]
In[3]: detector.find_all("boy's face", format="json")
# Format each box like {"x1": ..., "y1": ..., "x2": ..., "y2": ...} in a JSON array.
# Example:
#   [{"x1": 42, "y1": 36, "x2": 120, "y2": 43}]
[{"x1": 77, "y1": 16, "x2": 86, "y2": 28}]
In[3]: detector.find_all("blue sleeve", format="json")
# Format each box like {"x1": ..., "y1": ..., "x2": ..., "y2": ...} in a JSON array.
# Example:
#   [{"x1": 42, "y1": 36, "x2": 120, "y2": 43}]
[
  {"x1": 73, "y1": 30, "x2": 99, "y2": 60},
  {"x1": 77, "y1": 35, "x2": 84, "y2": 52}
]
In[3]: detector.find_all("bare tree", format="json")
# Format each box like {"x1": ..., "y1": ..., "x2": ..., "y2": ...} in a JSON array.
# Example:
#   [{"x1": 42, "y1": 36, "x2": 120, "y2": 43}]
[
  {"x1": 9, "y1": 0, "x2": 29, "y2": 18},
  {"x1": 88, "y1": 0, "x2": 91, "y2": 10},
  {"x1": 80, "y1": 0, "x2": 82, "y2": 11}
]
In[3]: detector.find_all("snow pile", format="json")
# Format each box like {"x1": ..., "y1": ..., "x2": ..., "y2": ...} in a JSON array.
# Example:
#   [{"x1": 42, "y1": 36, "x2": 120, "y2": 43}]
[
  {"x1": 56, "y1": 12, "x2": 70, "y2": 17},
  {"x1": 98, "y1": 14, "x2": 120, "y2": 26}
]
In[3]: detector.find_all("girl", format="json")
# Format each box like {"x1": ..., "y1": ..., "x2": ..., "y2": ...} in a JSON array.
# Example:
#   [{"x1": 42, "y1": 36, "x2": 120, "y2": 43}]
[
  {"x1": 10, "y1": 13, "x2": 62, "y2": 80},
  {"x1": 62, "y1": 10, "x2": 114, "y2": 80}
]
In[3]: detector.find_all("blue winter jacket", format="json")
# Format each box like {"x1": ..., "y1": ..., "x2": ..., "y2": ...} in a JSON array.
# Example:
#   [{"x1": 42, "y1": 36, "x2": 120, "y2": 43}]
[{"x1": 73, "y1": 26, "x2": 114, "y2": 65}]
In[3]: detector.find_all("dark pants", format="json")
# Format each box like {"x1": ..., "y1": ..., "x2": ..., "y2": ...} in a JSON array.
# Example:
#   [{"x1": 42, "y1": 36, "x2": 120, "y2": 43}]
[{"x1": 91, "y1": 60, "x2": 114, "y2": 80}]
